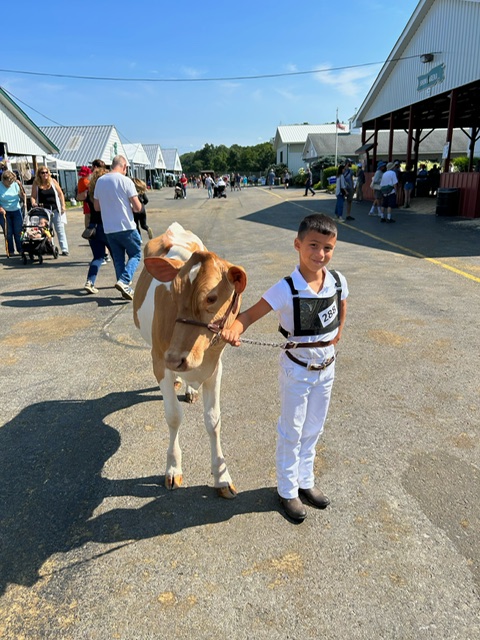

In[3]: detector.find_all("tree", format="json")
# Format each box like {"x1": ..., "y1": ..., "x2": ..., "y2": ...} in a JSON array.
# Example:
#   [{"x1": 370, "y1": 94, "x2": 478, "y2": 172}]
[{"x1": 180, "y1": 142, "x2": 275, "y2": 176}]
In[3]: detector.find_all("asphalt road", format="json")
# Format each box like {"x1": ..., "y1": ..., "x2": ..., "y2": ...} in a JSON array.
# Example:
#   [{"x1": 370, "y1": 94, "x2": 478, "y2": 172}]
[{"x1": 1, "y1": 185, "x2": 479, "y2": 639}]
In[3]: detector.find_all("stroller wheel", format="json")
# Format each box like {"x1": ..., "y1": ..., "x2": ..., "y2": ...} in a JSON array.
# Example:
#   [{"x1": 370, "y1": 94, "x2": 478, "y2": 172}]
[{"x1": 53, "y1": 246, "x2": 59, "y2": 259}]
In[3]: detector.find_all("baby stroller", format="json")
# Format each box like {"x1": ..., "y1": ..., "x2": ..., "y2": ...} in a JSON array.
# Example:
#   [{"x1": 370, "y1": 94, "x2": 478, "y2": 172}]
[
  {"x1": 21, "y1": 207, "x2": 59, "y2": 264},
  {"x1": 213, "y1": 184, "x2": 227, "y2": 199},
  {"x1": 174, "y1": 183, "x2": 184, "y2": 199}
]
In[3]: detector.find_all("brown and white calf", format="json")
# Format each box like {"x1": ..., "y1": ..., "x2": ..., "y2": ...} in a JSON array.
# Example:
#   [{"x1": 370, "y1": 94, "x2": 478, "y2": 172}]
[{"x1": 133, "y1": 223, "x2": 247, "y2": 498}]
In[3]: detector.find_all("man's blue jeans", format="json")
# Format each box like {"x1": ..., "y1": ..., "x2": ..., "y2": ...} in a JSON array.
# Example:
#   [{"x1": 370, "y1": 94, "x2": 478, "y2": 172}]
[
  {"x1": 0, "y1": 209, "x2": 23, "y2": 254},
  {"x1": 106, "y1": 228, "x2": 142, "y2": 285}
]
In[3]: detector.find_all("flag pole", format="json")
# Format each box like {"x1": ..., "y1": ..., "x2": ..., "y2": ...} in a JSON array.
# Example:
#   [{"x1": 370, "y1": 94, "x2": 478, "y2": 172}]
[{"x1": 335, "y1": 107, "x2": 339, "y2": 168}]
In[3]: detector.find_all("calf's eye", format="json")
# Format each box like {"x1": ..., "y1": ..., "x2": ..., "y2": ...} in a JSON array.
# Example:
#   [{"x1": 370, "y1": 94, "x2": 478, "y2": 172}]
[{"x1": 206, "y1": 294, "x2": 218, "y2": 304}]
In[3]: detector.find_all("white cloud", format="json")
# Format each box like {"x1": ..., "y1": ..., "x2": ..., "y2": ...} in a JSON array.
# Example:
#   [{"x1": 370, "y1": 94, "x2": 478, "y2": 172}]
[
  {"x1": 313, "y1": 62, "x2": 382, "y2": 97},
  {"x1": 181, "y1": 66, "x2": 205, "y2": 79},
  {"x1": 274, "y1": 87, "x2": 299, "y2": 102}
]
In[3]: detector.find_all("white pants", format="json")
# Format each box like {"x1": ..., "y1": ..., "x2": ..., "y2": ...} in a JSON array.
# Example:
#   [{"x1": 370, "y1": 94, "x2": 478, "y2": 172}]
[{"x1": 276, "y1": 352, "x2": 335, "y2": 499}]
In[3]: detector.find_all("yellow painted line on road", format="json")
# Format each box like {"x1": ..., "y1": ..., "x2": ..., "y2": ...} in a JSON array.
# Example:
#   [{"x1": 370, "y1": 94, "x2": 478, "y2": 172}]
[{"x1": 275, "y1": 194, "x2": 480, "y2": 284}]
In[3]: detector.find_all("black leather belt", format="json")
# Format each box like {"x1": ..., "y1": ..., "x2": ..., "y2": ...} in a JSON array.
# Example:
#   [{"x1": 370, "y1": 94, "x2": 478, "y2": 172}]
[{"x1": 285, "y1": 351, "x2": 335, "y2": 371}]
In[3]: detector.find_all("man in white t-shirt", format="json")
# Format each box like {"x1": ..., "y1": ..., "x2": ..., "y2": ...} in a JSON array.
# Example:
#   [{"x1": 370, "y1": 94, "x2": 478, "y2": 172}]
[
  {"x1": 94, "y1": 155, "x2": 142, "y2": 300},
  {"x1": 379, "y1": 162, "x2": 398, "y2": 223}
]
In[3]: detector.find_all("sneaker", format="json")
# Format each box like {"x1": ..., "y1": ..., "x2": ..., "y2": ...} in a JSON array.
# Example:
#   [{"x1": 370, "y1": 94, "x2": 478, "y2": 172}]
[
  {"x1": 380, "y1": 217, "x2": 386, "y2": 223},
  {"x1": 368, "y1": 210, "x2": 376, "y2": 216},
  {"x1": 147, "y1": 227, "x2": 153, "y2": 240},
  {"x1": 101, "y1": 258, "x2": 107, "y2": 265},
  {"x1": 115, "y1": 281, "x2": 134, "y2": 301},
  {"x1": 84, "y1": 280, "x2": 98, "y2": 294},
  {"x1": 104, "y1": 254, "x2": 111, "y2": 262},
  {"x1": 386, "y1": 218, "x2": 396, "y2": 223},
  {"x1": 346, "y1": 216, "x2": 355, "y2": 221},
  {"x1": 61, "y1": 251, "x2": 69, "y2": 256}
]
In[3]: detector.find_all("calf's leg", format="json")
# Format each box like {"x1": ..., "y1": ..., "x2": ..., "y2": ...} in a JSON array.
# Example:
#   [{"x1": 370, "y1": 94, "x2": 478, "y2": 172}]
[
  {"x1": 202, "y1": 359, "x2": 236, "y2": 498},
  {"x1": 159, "y1": 370, "x2": 184, "y2": 489}
]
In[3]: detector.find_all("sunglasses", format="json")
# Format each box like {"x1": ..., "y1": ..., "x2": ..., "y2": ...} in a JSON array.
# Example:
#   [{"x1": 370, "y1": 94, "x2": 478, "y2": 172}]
[{"x1": 40, "y1": 171, "x2": 49, "y2": 175}]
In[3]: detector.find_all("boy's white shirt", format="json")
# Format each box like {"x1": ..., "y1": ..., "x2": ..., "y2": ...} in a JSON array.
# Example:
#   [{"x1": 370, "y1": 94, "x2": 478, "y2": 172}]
[{"x1": 262, "y1": 266, "x2": 348, "y2": 361}]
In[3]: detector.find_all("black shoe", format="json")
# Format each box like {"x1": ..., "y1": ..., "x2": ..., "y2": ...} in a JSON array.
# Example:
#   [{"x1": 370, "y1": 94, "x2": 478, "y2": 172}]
[
  {"x1": 61, "y1": 251, "x2": 69, "y2": 256},
  {"x1": 278, "y1": 495, "x2": 307, "y2": 522},
  {"x1": 386, "y1": 218, "x2": 396, "y2": 223},
  {"x1": 299, "y1": 487, "x2": 330, "y2": 509},
  {"x1": 380, "y1": 217, "x2": 386, "y2": 223},
  {"x1": 345, "y1": 216, "x2": 355, "y2": 221}
]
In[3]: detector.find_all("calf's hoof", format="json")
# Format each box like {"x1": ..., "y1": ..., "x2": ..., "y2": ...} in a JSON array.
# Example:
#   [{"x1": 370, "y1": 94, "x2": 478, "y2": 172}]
[
  {"x1": 185, "y1": 390, "x2": 199, "y2": 404},
  {"x1": 216, "y1": 483, "x2": 237, "y2": 499},
  {"x1": 165, "y1": 474, "x2": 183, "y2": 490}
]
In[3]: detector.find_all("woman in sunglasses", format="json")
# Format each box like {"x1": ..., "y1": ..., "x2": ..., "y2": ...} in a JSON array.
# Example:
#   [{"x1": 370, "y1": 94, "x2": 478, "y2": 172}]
[{"x1": 31, "y1": 165, "x2": 69, "y2": 255}]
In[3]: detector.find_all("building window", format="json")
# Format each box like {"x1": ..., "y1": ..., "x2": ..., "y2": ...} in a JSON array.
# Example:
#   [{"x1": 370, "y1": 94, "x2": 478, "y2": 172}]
[{"x1": 280, "y1": 151, "x2": 283, "y2": 163}]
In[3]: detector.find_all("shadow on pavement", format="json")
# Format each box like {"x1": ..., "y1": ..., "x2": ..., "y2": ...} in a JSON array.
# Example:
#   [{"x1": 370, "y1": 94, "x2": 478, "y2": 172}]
[
  {"x1": 240, "y1": 198, "x2": 480, "y2": 260},
  {"x1": 0, "y1": 388, "x2": 278, "y2": 596},
  {"x1": 0, "y1": 285, "x2": 125, "y2": 309}
]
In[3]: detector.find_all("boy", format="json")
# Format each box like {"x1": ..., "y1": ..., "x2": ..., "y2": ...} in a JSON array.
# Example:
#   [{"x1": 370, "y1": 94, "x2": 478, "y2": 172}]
[{"x1": 222, "y1": 214, "x2": 348, "y2": 522}]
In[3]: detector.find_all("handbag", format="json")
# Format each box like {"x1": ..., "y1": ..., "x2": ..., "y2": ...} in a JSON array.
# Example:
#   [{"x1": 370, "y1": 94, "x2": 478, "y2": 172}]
[{"x1": 81, "y1": 226, "x2": 96, "y2": 239}]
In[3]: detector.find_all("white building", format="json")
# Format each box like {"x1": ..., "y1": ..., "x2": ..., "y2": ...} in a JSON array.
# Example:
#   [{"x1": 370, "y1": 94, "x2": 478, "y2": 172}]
[
  {"x1": 123, "y1": 143, "x2": 150, "y2": 180},
  {"x1": 0, "y1": 87, "x2": 58, "y2": 165},
  {"x1": 40, "y1": 125, "x2": 129, "y2": 168},
  {"x1": 143, "y1": 144, "x2": 166, "y2": 188},
  {"x1": 354, "y1": 0, "x2": 480, "y2": 216},
  {"x1": 273, "y1": 124, "x2": 349, "y2": 174}
]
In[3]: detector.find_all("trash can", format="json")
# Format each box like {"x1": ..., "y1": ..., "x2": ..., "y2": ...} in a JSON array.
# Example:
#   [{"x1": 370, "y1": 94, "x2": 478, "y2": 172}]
[{"x1": 436, "y1": 188, "x2": 460, "y2": 216}]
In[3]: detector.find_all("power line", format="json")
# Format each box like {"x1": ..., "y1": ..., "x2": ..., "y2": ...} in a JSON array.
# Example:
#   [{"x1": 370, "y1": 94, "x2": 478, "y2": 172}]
[
  {"x1": 0, "y1": 54, "x2": 441, "y2": 84},
  {"x1": 3, "y1": 87, "x2": 64, "y2": 126}
]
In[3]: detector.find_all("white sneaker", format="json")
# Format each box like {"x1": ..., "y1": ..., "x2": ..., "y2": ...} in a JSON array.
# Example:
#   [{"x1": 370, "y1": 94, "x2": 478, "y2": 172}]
[
  {"x1": 115, "y1": 281, "x2": 134, "y2": 301},
  {"x1": 84, "y1": 281, "x2": 98, "y2": 294}
]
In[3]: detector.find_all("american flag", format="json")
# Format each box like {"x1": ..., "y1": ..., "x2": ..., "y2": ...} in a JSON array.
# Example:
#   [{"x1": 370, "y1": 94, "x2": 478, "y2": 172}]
[{"x1": 336, "y1": 119, "x2": 346, "y2": 131}]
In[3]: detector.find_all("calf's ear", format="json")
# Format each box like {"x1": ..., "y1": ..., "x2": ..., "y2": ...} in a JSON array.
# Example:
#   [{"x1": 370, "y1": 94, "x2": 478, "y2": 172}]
[
  {"x1": 227, "y1": 266, "x2": 247, "y2": 293},
  {"x1": 144, "y1": 257, "x2": 183, "y2": 282}
]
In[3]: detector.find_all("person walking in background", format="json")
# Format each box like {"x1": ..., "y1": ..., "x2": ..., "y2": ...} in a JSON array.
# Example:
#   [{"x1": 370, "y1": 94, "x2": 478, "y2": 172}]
[
  {"x1": 93, "y1": 155, "x2": 142, "y2": 301},
  {"x1": 342, "y1": 159, "x2": 355, "y2": 220},
  {"x1": 205, "y1": 174, "x2": 214, "y2": 198},
  {"x1": 30, "y1": 165, "x2": 69, "y2": 255},
  {"x1": 283, "y1": 170, "x2": 290, "y2": 189},
  {"x1": 334, "y1": 165, "x2": 347, "y2": 220},
  {"x1": 402, "y1": 163, "x2": 415, "y2": 208},
  {"x1": 355, "y1": 163, "x2": 365, "y2": 201},
  {"x1": 268, "y1": 168, "x2": 275, "y2": 190},
  {"x1": 369, "y1": 161, "x2": 386, "y2": 216},
  {"x1": 179, "y1": 173, "x2": 188, "y2": 198},
  {"x1": 132, "y1": 178, "x2": 153, "y2": 241},
  {"x1": 379, "y1": 162, "x2": 398, "y2": 223},
  {"x1": 303, "y1": 167, "x2": 315, "y2": 196},
  {"x1": 0, "y1": 170, "x2": 26, "y2": 256},
  {"x1": 76, "y1": 166, "x2": 92, "y2": 228},
  {"x1": 83, "y1": 165, "x2": 110, "y2": 294}
]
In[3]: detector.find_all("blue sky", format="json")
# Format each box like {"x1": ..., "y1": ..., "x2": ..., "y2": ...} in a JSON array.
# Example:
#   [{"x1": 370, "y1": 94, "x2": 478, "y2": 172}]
[{"x1": 2, "y1": 0, "x2": 420, "y2": 155}]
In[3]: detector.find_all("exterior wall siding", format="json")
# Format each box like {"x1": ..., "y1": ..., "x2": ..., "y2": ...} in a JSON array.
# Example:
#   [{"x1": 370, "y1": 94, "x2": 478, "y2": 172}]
[
  {"x1": 0, "y1": 105, "x2": 51, "y2": 156},
  {"x1": 363, "y1": 0, "x2": 480, "y2": 121}
]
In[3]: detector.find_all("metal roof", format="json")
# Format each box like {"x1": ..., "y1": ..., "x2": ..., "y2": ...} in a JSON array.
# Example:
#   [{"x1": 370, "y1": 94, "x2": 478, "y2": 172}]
[
  {"x1": 274, "y1": 124, "x2": 349, "y2": 148},
  {"x1": 142, "y1": 144, "x2": 166, "y2": 170},
  {"x1": 39, "y1": 125, "x2": 127, "y2": 167},
  {"x1": 303, "y1": 130, "x2": 470, "y2": 160},
  {"x1": 123, "y1": 143, "x2": 150, "y2": 166},
  {"x1": 161, "y1": 148, "x2": 182, "y2": 172}
]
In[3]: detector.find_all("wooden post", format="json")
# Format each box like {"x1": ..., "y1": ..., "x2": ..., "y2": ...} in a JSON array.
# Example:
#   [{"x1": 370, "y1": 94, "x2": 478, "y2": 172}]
[
  {"x1": 406, "y1": 105, "x2": 414, "y2": 167},
  {"x1": 388, "y1": 112, "x2": 394, "y2": 162},
  {"x1": 444, "y1": 88, "x2": 458, "y2": 172}
]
